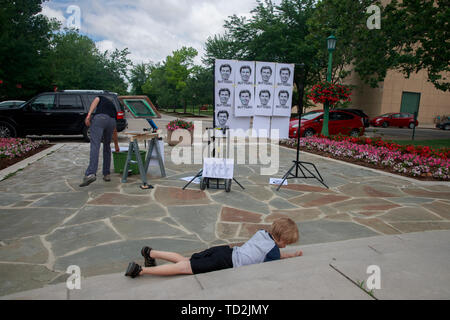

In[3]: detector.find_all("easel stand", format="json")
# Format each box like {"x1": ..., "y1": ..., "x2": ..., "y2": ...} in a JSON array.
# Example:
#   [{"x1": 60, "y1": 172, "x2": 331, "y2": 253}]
[
  {"x1": 182, "y1": 127, "x2": 245, "y2": 191},
  {"x1": 121, "y1": 131, "x2": 166, "y2": 190}
]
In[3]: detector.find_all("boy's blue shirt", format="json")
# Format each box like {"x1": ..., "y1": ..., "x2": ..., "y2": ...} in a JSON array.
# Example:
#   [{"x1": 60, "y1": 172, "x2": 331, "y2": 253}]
[{"x1": 232, "y1": 230, "x2": 280, "y2": 267}]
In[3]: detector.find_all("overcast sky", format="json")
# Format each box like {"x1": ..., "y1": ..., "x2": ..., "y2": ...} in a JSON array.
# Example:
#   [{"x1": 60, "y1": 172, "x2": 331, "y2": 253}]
[{"x1": 41, "y1": 0, "x2": 270, "y2": 66}]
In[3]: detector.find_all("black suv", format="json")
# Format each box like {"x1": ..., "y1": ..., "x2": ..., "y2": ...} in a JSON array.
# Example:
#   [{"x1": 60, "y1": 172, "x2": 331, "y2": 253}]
[{"x1": 0, "y1": 90, "x2": 127, "y2": 141}]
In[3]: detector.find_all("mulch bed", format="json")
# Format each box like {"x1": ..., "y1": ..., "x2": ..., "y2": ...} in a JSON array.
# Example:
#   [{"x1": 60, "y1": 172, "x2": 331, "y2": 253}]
[
  {"x1": 0, "y1": 144, "x2": 53, "y2": 171},
  {"x1": 280, "y1": 143, "x2": 443, "y2": 182}
]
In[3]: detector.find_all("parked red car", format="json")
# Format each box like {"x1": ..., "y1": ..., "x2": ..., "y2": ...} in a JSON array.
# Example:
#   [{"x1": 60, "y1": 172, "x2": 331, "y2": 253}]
[
  {"x1": 289, "y1": 110, "x2": 365, "y2": 138},
  {"x1": 370, "y1": 112, "x2": 418, "y2": 129}
]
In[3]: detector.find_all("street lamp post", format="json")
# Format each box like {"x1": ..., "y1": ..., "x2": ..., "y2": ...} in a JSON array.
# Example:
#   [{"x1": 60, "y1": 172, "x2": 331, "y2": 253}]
[{"x1": 321, "y1": 35, "x2": 337, "y2": 136}]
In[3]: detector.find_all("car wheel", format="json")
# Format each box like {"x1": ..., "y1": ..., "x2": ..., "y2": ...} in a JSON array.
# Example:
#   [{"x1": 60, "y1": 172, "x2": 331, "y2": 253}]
[
  {"x1": 0, "y1": 121, "x2": 17, "y2": 138},
  {"x1": 350, "y1": 129, "x2": 360, "y2": 137},
  {"x1": 303, "y1": 128, "x2": 314, "y2": 137},
  {"x1": 382, "y1": 122, "x2": 388, "y2": 128},
  {"x1": 82, "y1": 126, "x2": 91, "y2": 142},
  {"x1": 408, "y1": 122, "x2": 416, "y2": 129},
  {"x1": 444, "y1": 124, "x2": 450, "y2": 131}
]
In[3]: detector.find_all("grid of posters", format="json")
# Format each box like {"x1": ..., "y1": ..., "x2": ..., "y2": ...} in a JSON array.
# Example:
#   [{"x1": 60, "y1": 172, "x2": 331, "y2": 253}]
[{"x1": 214, "y1": 59, "x2": 295, "y2": 139}]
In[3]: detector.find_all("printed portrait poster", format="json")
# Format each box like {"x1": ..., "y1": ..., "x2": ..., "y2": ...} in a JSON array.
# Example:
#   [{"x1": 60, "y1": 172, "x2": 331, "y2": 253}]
[
  {"x1": 256, "y1": 61, "x2": 276, "y2": 86},
  {"x1": 215, "y1": 107, "x2": 232, "y2": 129},
  {"x1": 235, "y1": 61, "x2": 255, "y2": 86},
  {"x1": 271, "y1": 116, "x2": 290, "y2": 139},
  {"x1": 254, "y1": 85, "x2": 274, "y2": 117},
  {"x1": 215, "y1": 84, "x2": 234, "y2": 109},
  {"x1": 215, "y1": 59, "x2": 236, "y2": 85},
  {"x1": 252, "y1": 116, "x2": 271, "y2": 138},
  {"x1": 272, "y1": 87, "x2": 293, "y2": 117},
  {"x1": 275, "y1": 63, "x2": 295, "y2": 87},
  {"x1": 234, "y1": 85, "x2": 255, "y2": 117}
]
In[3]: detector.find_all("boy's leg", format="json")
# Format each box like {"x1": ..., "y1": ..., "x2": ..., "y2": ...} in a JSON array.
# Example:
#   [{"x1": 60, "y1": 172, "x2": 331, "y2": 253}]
[
  {"x1": 150, "y1": 250, "x2": 189, "y2": 263},
  {"x1": 140, "y1": 260, "x2": 193, "y2": 276}
]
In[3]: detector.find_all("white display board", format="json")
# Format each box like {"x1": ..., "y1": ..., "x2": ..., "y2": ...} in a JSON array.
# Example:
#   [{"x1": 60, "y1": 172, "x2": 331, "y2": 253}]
[
  {"x1": 271, "y1": 116, "x2": 290, "y2": 139},
  {"x1": 213, "y1": 59, "x2": 295, "y2": 138},
  {"x1": 234, "y1": 85, "x2": 255, "y2": 117},
  {"x1": 203, "y1": 158, "x2": 234, "y2": 179},
  {"x1": 252, "y1": 116, "x2": 271, "y2": 138},
  {"x1": 215, "y1": 59, "x2": 236, "y2": 84}
]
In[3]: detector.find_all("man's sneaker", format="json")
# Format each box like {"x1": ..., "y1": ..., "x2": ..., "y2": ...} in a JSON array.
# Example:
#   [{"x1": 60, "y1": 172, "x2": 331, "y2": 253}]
[
  {"x1": 125, "y1": 262, "x2": 142, "y2": 278},
  {"x1": 79, "y1": 175, "x2": 96, "y2": 187},
  {"x1": 103, "y1": 175, "x2": 111, "y2": 182},
  {"x1": 141, "y1": 246, "x2": 157, "y2": 267}
]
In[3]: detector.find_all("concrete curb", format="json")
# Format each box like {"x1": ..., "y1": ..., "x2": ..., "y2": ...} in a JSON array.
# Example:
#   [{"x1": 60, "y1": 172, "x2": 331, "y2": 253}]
[
  {"x1": 279, "y1": 144, "x2": 450, "y2": 187},
  {"x1": 0, "y1": 144, "x2": 65, "y2": 182}
]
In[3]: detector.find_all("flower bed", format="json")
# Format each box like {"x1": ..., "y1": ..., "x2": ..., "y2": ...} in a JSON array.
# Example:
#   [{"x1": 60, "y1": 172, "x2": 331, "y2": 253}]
[
  {"x1": 167, "y1": 119, "x2": 194, "y2": 132},
  {"x1": 0, "y1": 138, "x2": 51, "y2": 171},
  {"x1": 280, "y1": 136, "x2": 450, "y2": 181}
]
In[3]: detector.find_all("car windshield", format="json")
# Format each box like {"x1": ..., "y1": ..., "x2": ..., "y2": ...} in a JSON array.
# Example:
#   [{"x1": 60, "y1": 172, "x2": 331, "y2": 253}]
[
  {"x1": 300, "y1": 111, "x2": 322, "y2": 120},
  {"x1": 379, "y1": 113, "x2": 393, "y2": 117}
]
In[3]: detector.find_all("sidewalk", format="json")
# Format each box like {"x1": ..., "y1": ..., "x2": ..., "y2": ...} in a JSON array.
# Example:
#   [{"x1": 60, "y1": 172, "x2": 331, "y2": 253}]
[
  {"x1": 2, "y1": 230, "x2": 449, "y2": 300},
  {"x1": 0, "y1": 138, "x2": 449, "y2": 298}
]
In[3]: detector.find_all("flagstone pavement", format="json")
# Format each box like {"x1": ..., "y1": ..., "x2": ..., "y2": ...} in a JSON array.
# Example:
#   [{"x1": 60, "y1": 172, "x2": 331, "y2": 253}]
[{"x1": 0, "y1": 141, "x2": 449, "y2": 297}]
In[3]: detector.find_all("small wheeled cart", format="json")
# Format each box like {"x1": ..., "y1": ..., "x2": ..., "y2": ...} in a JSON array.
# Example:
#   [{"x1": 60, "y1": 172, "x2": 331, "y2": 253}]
[{"x1": 182, "y1": 127, "x2": 244, "y2": 193}]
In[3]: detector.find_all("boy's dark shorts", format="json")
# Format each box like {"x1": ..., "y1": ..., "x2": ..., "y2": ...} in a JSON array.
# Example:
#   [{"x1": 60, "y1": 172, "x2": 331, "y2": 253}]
[{"x1": 190, "y1": 245, "x2": 233, "y2": 274}]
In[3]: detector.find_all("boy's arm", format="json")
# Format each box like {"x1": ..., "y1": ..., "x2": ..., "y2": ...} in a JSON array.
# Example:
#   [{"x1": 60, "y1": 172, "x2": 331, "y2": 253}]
[{"x1": 280, "y1": 250, "x2": 303, "y2": 259}]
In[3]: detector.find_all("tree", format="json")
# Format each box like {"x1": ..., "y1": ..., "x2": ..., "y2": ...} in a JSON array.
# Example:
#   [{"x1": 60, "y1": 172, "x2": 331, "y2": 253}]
[
  {"x1": 49, "y1": 30, "x2": 131, "y2": 94},
  {"x1": 0, "y1": 0, "x2": 57, "y2": 99},
  {"x1": 129, "y1": 62, "x2": 153, "y2": 95}
]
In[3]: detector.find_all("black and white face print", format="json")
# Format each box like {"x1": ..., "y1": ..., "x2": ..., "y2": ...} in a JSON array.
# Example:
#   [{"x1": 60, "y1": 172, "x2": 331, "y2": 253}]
[
  {"x1": 275, "y1": 63, "x2": 294, "y2": 87},
  {"x1": 234, "y1": 85, "x2": 255, "y2": 117},
  {"x1": 256, "y1": 62, "x2": 276, "y2": 86},
  {"x1": 236, "y1": 61, "x2": 255, "y2": 86},
  {"x1": 273, "y1": 87, "x2": 293, "y2": 117},
  {"x1": 215, "y1": 59, "x2": 235, "y2": 84}
]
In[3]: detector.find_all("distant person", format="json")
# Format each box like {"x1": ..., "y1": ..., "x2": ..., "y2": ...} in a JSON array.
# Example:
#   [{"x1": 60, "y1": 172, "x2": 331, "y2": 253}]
[
  {"x1": 238, "y1": 65, "x2": 252, "y2": 84},
  {"x1": 218, "y1": 88, "x2": 231, "y2": 106},
  {"x1": 216, "y1": 110, "x2": 230, "y2": 128},
  {"x1": 259, "y1": 66, "x2": 273, "y2": 85},
  {"x1": 80, "y1": 96, "x2": 120, "y2": 187},
  {"x1": 278, "y1": 68, "x2": 291, "y2": 85},
  {"x1": 219, "y1": 64, "x2": 233, "y2": 83},
  {"x1": 259, "y1": 90, "x2": 271, "y2": 108},
  {"x1": 125, "y1": 218, "x2": 302, "y2": 278}
]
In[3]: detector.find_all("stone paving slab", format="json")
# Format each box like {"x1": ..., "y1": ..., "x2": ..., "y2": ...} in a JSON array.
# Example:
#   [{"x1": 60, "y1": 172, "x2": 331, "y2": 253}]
[{"x1": 0, "y1": 142, "x2": 449, "y2": 297}]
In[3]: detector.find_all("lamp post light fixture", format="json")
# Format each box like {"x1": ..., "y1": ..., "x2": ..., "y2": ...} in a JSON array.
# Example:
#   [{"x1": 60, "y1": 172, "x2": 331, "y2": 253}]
[{"x1": 322, "y1": 35, "x2": 337, "y2": 136}]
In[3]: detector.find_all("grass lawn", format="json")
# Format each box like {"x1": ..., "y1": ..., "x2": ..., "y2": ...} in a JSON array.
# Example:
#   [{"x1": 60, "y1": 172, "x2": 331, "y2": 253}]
[
  {"x1": 391, "y1": 139, "x2": 450, "y2": 149},
  {"x1": 160, "y1": 106, "x2": 213, "y2": 117}
]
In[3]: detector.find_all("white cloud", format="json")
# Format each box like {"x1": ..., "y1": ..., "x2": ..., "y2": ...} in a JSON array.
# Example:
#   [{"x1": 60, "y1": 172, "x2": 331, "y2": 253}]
[{"x1": 41, "y1": 0, "x2": 262, "y2": 66}]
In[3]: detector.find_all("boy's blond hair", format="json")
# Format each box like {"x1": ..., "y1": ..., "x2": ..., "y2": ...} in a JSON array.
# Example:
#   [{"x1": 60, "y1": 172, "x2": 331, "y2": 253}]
[{"x1": 270, "y1": 217, "x2": 299, "y2": 244}]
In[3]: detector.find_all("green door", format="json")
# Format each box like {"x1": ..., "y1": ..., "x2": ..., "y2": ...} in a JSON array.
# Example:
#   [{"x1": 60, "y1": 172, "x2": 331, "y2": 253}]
[{"x1": 400, "y1": 92, "x2": 421, "y2": 115}]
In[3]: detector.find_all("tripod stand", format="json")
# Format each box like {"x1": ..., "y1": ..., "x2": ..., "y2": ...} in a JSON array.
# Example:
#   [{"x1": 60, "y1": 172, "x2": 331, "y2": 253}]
[{"x1": 276, "y1": 111, "x2": 328, "y2": 191}]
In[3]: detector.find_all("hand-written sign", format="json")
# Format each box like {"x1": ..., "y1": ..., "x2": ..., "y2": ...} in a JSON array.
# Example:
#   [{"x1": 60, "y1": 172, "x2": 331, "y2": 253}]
[{"x1": 202, "y1": 158, "x2": 234, "y2": 179}]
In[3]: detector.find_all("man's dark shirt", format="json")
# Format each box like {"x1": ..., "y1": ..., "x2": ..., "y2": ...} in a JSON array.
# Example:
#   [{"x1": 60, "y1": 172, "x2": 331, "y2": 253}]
[{"x1": 94, "y1": 96, "x2": 117, "y2": 120}]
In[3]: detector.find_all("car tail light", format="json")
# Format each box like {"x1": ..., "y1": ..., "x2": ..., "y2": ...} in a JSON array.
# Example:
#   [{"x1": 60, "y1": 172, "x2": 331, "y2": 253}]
[{"x1": 117, "y1": 111, "x2": 124, "y2": 119}]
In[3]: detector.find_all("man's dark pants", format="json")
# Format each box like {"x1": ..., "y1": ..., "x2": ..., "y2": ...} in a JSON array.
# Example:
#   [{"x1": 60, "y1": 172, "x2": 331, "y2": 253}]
[{"x1": 85, "y1": 114, "x2": 116, "y2": 177}]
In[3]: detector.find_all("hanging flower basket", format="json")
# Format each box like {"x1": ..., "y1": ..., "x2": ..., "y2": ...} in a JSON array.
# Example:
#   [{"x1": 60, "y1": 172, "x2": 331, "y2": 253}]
[
  {"x1": 166, "y1": 119, "x2": 194, "y2": 146},
  {"x1": 307, "y1": 81, "x2": 352, "y2": 106}
]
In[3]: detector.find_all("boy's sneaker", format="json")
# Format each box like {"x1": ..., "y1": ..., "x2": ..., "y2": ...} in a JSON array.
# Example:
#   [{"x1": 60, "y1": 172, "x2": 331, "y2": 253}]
[
  {"x1": 141, "y1": 246, "x2": 157, "y2": 267},
  {"x1": 103, "y1": 175, "x2": 111, "y2": 182},
  {"x1": 79, "y1": 175, "x2": 96, "y2": 187},
  {"x1": 125, "y1": 262, "x2": 142, "y2": 278}
]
